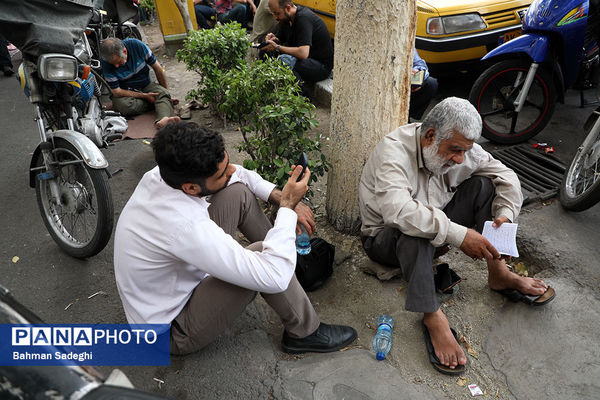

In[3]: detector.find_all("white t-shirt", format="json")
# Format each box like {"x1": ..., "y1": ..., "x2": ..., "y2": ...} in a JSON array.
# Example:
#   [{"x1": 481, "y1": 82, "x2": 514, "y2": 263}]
[{"x1": 114, "y1": 165, "x2": 298, "y2": 324}]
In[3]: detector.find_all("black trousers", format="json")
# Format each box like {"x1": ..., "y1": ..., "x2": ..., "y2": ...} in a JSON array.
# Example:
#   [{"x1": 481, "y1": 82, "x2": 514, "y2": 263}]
[
  {"x1": 293, "y1": 58, "x2": 332, "y2": 83},
  {"x1": 409, "y1": 76, "x2": 438, "y2": 120},
  {"x1": 362, "y1": 176, "x2": 495, "y2": 313},
  {"x1": 0, "y1": 35, "x2": 12, "y2": 68}
]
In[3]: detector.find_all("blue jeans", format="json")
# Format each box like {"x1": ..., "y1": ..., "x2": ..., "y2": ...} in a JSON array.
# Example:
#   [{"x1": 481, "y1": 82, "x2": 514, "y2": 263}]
[{"x1": 195, "y1": 4, "x2": 217, "y2": 29}]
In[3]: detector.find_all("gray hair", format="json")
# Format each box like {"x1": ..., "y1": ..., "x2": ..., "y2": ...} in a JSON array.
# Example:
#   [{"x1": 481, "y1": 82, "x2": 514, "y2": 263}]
[
  {"x1": 99, "y1": 37, "x2": 125, "y2": 62},
  {"x1": 420, "y1": 97, "x2": 482, "y2": 143}
]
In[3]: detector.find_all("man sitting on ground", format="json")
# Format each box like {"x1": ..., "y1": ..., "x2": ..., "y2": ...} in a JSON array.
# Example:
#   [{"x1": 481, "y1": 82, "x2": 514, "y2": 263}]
[
  {"x1": 216, "y1": 0, "x2": 256, "y2": 29},
  {"x1": 114, "y1": 121, "x2": 357, "y2": 355},
  {"x1": 359, "y1": 97, "x2": 555, "y2": 375},
  {"x1": 409, "y1": 49, "x2": 438, "y2": 121},
  {"x1": 100, "y1": 37, "x2": 180, "y2": 129},
  {"x1": 263, "y1": 0, "x2": 333, "y2": 84}
]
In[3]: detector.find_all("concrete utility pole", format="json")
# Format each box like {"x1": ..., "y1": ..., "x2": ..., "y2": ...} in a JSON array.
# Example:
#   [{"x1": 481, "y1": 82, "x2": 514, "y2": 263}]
[
  {"x1": 173, "y1": 0, "x2": 195, "y2": 33},
  {"x1": 326, "y1": 0, "x2": 416, "y2": 234}
]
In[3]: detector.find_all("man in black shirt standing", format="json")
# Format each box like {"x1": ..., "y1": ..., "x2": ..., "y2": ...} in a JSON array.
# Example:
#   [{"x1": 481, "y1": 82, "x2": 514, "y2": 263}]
[{"x1": 263, "y1": 0, "x2": 333, "y2": 83}]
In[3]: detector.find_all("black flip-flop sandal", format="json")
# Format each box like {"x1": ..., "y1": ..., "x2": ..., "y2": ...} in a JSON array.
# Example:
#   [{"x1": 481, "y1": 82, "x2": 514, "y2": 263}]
[
  {"x1": 423, "y1": 321, "x2": 466, "y2": 376},
  {"x1": 493, "y1": 286, "x2": 556, "y2": 306}
]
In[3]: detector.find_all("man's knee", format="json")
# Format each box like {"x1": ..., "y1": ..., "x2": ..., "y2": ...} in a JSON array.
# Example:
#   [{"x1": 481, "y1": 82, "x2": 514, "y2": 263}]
[
  {"x1": 466, "y1": 176, "x2": 494, "y2": 196},
  {"x1": 154, "y1": 86, "x2": 172, "y2": 100},
  {"x1": 211, "y1": 182, "x2": 255, "y2": 206},
  {"x1": 395, "y1": 234, "x2": 434, "y2": 264}
]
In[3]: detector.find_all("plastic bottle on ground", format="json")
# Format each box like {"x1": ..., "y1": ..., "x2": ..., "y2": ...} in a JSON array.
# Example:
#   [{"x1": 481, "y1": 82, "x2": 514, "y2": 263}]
[
  {"x1": 373, "y1": 314, "x2": 394, "y2": 361},
  {"x1": 296, "y1": 225, "x2": 311, "y2": 255}
]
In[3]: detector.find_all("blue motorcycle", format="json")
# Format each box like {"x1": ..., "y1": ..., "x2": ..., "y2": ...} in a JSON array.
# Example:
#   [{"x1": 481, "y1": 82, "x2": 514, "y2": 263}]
[{"x1": 469, "y1": 0, "x2": 599, "y2": 144}]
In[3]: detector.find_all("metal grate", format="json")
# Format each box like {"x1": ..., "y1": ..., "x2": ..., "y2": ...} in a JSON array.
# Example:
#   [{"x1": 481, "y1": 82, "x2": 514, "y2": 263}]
[
  {"x1": 482, "y1": 7, "x2": 524, "y2": 28},
  {"x1": 490, "y1": 144, "x2": 566, "y2": 205}
]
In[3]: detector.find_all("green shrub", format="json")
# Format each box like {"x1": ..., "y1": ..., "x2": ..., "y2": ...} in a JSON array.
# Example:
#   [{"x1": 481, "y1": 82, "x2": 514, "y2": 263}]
[
  {"x1": 177, "y1": 24, "x2": 330, "y2": 198},
  {"x1": 176, "y1": 23, "x2": 250, "y2": 111},
  {"x1": 139, "y1": 0, "x2": 155, "y2": 12},
  {"x1": 221, "y1": 58, "x2": 329, "y2": 196}
]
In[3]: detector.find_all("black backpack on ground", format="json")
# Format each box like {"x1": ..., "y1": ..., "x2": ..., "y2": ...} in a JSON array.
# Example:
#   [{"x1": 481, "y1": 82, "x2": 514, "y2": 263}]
[{"x1": 295, "y1": 238, "x2": 335, "y2": 292}]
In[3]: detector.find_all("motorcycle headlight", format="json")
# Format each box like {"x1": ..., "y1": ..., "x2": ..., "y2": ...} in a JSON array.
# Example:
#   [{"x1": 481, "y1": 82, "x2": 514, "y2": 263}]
[
  {"x1": 38, "y1": 54, "x2": 78, "y2": 82},
  {"x1": 427, "y1": 13, "x2": 487, "y2": 35}
]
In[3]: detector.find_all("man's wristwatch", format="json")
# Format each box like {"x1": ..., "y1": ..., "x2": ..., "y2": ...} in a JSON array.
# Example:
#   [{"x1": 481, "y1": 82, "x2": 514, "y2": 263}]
[{"x1": 276, "y1": 45, "x2": 281, "y2": 53}]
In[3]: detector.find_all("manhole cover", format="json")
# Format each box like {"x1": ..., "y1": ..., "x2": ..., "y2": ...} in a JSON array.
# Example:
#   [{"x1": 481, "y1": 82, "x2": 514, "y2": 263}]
[{"x1": 490, "y1": 144, "x2": 566, "y2": 205}]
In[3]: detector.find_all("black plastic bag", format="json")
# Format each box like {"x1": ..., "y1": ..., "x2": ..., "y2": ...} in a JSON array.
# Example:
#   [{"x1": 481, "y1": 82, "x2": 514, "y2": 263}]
[{"x1": 295, "y1": 238, "x2": 335, "y2": 292}]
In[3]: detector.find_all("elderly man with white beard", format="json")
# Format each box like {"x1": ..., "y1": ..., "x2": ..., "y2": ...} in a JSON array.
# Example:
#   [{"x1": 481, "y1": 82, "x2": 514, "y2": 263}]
[{"x1": 358, "y1": 97, "x2": 555, "y2": 375}]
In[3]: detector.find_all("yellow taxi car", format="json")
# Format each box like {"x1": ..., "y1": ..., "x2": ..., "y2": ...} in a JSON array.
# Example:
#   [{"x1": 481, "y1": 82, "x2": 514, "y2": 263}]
[{"x1": 293, "y1": 0, "x2": 532, "y2": 71}]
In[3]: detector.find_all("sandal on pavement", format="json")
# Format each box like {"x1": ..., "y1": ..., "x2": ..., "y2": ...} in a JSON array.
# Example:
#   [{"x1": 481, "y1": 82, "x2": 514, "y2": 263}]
[
  {"x1": 493, "y1": 286, "x2": 555, "y2": 306},
  {"x1": 423, "y1": 321, "x2": 466, "y2": 376}
]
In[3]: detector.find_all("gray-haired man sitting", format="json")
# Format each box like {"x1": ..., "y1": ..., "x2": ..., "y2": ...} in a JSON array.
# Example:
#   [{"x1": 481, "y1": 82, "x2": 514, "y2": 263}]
[
  {"x1": 359, "y1": 97, "x2": 555, "y2": 375},
  {"x1": 99, "y1": 37, "x2": 180, "y2": 129}
]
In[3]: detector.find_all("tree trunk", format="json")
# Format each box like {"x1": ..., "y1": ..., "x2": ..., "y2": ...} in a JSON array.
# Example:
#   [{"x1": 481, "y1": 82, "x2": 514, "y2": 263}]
[
  {"x1": 173, "y1": 0, "x2": 194, "y2": 33},
  {"x1": 326, "y1": 0, "x2": 416, "y2": 234}
]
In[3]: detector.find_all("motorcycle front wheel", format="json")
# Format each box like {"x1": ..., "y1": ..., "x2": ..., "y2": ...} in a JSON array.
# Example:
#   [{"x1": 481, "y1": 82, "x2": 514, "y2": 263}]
[
  {"x1": 560, "y1": 119, "x2": 600, "y2": 211},
  {"x1": 34, "y1": 139, "x2": 114, "y2": 258},
  {"x1": 469, "y1": 59, "x2": 556, "y2": 144}
]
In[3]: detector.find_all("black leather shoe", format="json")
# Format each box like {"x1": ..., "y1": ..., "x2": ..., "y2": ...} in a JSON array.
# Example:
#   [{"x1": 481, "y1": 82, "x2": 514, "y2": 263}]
[{"x1": 281, "y1": 323, "x2": 357, "y2": 354}]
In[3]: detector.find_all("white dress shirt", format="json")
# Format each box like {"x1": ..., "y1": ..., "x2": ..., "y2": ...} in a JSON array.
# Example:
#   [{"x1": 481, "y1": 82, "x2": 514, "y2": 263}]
[
  {"x1": 359, "y1": 124, "x2": 523, "y2": 247},
  {"x1": 114, "y1": 165, "x2": 298, "y2": 324}
]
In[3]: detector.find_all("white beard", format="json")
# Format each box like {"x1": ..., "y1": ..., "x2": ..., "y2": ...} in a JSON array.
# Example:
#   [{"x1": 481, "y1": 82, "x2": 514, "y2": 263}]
[{"x1": 423, "y1": 141, "x2": 456, "y2": 176}]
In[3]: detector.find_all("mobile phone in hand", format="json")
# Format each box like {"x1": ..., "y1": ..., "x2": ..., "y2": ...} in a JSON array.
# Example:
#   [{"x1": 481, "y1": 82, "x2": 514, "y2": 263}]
[
  {"x1": 251, "y1": 42, "x2": 270, "y2": 49},
  {"x1": 411, "y1": 69, "x2": 425, "y2": 87},
  {"x1": 296, "y1": 152, "x2": 308, "y2": 182}
]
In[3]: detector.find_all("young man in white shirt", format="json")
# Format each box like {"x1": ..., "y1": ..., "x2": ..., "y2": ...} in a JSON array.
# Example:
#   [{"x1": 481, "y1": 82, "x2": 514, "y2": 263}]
[
  {"x1": 359, "y1": 97, "x2": 555, "y2": 375},
  {"x1": 114, "y1": 121, "x2": 356, "y2": 355}
]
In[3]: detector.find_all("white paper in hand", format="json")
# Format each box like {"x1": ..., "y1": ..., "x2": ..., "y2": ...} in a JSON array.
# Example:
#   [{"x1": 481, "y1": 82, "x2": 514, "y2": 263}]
[{"x1": 481, "y1": 221, "x2": 519, "y2": 257}]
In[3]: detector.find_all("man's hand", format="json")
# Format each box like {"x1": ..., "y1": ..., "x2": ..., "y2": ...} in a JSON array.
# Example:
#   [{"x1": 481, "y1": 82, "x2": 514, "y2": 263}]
[
  {"x1": 265, "y1": 33, "x2": 279, "y2": 43},
  {"x1": 144, "y1": 92, "x2": 159, "y2": 104},
  {"x1": 294, "y1": 202, "x2": 315, "y2": 236},
  {"x1": 411, "y1": 69, "x2": 421, "y2": 93},
  {"x1": 492, "y1": 215, "x2": 510, "y2": 228},
  {"x1": 263, "y1": 39, "x2": 278, "y2": 52},
  {"x1": 280, "y1": 166, "x2": 310, "y2": 210},
  {"x1": 460, "y1": 228, "x2": 501, "y2": 261}
]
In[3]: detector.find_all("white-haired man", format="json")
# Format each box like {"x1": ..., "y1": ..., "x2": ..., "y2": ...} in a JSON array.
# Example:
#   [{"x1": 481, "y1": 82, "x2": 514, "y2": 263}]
[{"x1": 359, "y1": 97, "x2": 555, "y2": 375}]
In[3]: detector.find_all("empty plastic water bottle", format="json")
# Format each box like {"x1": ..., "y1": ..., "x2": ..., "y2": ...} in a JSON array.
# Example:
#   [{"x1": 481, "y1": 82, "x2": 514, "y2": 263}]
[
  {"x1": 296, "y1": 225, "x2": 311, "y2": 255},
  {"x1": 373, "y1": 314, "x2": 394, "y2": 360}
]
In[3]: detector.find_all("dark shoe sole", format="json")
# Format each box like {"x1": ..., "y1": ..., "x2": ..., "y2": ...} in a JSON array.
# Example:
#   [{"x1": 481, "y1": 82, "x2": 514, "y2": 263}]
[{"x1": 281, "y1": 330, "x2": 357, "y2": 354}]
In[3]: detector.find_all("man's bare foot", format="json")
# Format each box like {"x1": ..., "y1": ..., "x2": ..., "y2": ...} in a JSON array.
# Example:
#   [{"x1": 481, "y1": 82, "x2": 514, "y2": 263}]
[
  {"x1": 487, "y1": 259, "x2": 547, "y2": 296},
  {"x1": 423, "y1": 310, "x2": 467, "y2": 369},
  {"x1": 155, "y1": 116, "x2": 181, "y2": 129}
]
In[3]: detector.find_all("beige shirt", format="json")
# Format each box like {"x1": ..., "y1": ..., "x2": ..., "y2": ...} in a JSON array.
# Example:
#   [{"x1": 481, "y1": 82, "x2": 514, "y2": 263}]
[{"x1": 358, "y1": 123, "x2": 522, "y2": 248}]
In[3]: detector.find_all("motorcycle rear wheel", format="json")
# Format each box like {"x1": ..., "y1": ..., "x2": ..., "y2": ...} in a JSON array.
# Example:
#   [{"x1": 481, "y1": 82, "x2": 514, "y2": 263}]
[
  {"x1": 469, "y1": 59, "x2": 556, "y2": 144},
  {"x1": 121, "y1": 24, "x2": 142, "y2": 40},
  {"x1": 560, "y1": 121, "x2": 600, "y2": 211},
  {"x1": 35, "y1": 139, "x2": 114, "y2": 258}
]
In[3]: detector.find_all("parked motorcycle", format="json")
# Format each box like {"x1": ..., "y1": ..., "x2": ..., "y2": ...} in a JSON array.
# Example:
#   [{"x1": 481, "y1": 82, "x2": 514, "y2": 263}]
[
  {"x1": 0, "y1": 0, "x2": 114, "y2": 258},
  {"x1": 87, "y1": 0, "x2": 142, "y2": 73},
  {"x1": 469, "y1": 0, "x2": 599, "y2": 144},
  {"x1": 560, "y1": 107, "x2": 600, "y2": 210}
]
